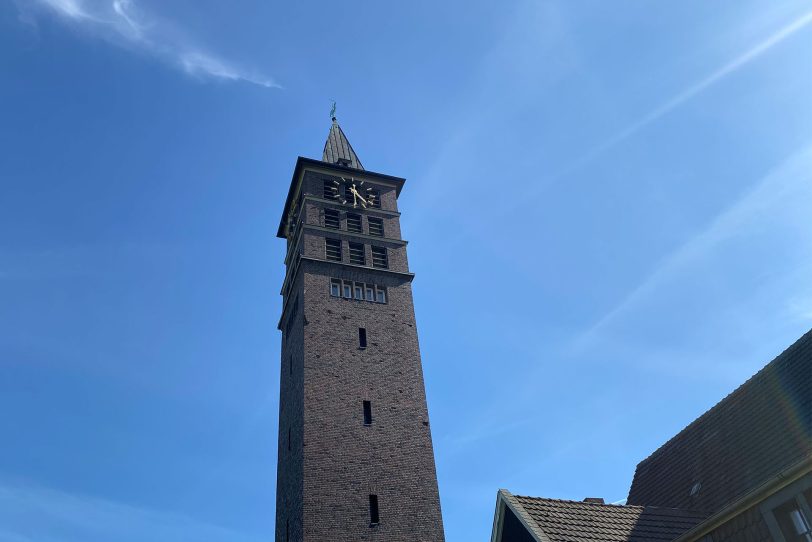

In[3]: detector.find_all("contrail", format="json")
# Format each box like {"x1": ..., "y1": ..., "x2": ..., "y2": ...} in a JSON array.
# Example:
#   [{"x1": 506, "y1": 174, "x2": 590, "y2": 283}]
[{"x1": 563, "y1": 9, "x2": 812, "y2": 175}]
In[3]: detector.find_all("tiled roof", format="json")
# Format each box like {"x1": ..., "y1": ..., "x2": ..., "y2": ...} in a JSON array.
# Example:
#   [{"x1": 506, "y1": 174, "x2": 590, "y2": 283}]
[
  {"x1": 627, "y1": 328, "x2": 812, "y2": 515},
  {"x1": 509, "y1": 494, "x2": 706, "y2": 542},
  {"x1": 322, "y1": 120, "x2": 364, "y2": 170}
]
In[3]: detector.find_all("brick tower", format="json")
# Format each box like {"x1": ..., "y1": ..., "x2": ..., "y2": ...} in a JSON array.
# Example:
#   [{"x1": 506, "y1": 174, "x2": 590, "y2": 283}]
[{"x1": 274, "y1": 117, "x2": 445, "y2": 541}]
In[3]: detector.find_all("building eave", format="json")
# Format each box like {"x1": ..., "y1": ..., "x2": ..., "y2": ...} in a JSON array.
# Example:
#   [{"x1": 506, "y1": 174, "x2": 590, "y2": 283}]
[{"x1": 672, "y1": 454, "x2": 812, "y2": 542}]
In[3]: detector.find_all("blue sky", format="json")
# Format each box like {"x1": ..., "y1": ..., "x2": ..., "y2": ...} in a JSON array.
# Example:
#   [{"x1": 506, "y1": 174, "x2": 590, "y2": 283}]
[{"x1": 2, "y1": 0, "x2": 812, "y2": 540}]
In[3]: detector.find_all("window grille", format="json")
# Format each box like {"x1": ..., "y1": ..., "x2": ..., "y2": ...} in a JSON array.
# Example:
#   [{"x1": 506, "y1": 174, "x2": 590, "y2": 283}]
[
  {"x1": 368, "y1": 217, "x2": 384, "y2": 237},
  {"x1": 368, "y1": 189, "x2": 381, "y2": 208},
  {"x1": 349, "y1": 242, "x2": 365, "y2": 265},
  {"x1": 323, "y1": 179, "x2": 340, "y2": 200},
  {"x1": 371, "y1": 246, "x2": 388, "y2": 268},
  {"x1": 324, "y1": 208, "x2": 340, "y2": 229},
  {"x1": 326, "y1": 238, "x2": 342, "y2": 261},
  {"x1": 347, "y1": 213, "x2": 362, "y2": 233}
]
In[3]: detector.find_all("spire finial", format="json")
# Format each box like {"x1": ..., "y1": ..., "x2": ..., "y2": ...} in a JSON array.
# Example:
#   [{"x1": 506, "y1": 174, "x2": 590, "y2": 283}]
[{"x1": 330, "y1": 100, "x2": 337, "y2": 123}]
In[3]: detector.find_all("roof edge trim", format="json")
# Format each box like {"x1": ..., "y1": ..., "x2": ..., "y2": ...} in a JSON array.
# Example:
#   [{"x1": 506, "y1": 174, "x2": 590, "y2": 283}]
[{"x1": 491, "y1": 489, "x2": 552, "y2": 542}]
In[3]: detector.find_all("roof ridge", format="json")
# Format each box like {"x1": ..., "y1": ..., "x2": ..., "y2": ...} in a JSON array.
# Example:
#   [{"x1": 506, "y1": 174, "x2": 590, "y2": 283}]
[{"x1": 513, "y1": 495, "x2": 707, "y2": 515}]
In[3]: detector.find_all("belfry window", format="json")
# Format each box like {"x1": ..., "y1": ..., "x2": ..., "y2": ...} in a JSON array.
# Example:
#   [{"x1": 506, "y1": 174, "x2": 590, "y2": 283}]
[
  {"x1": 324, "y1": 179, "x2": 340, "y2": 200},
  {"x1": 371, "y1": 246, "x2": 388, "y2": 269},
  {"x1": 368, "y1": 189, "x2": 381, "y2": 209},
  {"x1": 324, "y1": 208, "x2": 340, "y2": 229},
  {"x1": 349, "y1": 242, "x2": 365, "y2": 265},
  {"x1": 347, "y1": 213, "x2": 362, "y2": 233},
  {"x1": 326, "y1": 238, "x2": 342, "y2": 262},
  {"x1": 368, "y1": 217, "x2": 384, "y2": 237}
]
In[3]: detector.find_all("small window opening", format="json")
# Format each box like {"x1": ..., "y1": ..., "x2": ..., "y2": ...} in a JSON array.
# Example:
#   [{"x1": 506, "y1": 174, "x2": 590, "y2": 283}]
[
  {"x1": 354, "y1": 284, "x2": 364, "y2": 300},
  {"x1": 343, "y1": 281, "x2": 352, "y2": 298},
  {"x1": 336, "y1": 157, "x2": 352, "y2": 167},
  {"x1": 330, "y1": 279, "x2": 341, "y2": 297},
  {"x1": 369, "y1": 494, "x2": 380, "y2": 525},
  {"x1": 363, "y1": 400, "x2": 372, "y2": 425},
  {"x1": 359, "y1": 328, "x2": 367, "y2": 349},
  {"x1": 775, "y1": 499, "x2": 812, "y2": 541},
  {"x1": 376, "y1": 287, "x2": 387, "y2": 304},
  {"x1": 365, "y1": 285, "x2": 375, "y2": 301}
]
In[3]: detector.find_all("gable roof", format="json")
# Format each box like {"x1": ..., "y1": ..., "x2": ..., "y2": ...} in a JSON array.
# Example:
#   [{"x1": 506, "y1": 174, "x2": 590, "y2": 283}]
[
  {"x1": 322, "y1": 119, "x2": 364, "y2": 170},
  {"x1": 627, "y1": 328, "x2": 812, "y2": 516},
  {"x1": 496, "y1": 491, "x2": 706, "y2": 542}
]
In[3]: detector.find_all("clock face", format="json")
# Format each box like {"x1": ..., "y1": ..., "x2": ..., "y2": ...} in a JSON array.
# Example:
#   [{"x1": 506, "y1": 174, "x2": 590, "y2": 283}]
[{"x1": 340, "y1": 178, "x2": 376, "y2": 209}]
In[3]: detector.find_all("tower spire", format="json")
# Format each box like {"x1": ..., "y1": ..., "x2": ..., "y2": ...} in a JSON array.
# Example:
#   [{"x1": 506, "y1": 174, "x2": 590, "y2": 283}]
[{"x1": 322, "y1": 107, "x2": 364, "y2": 170}]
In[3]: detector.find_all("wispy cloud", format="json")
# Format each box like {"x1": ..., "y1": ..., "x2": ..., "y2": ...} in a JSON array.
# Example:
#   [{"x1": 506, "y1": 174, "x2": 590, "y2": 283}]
[
  {"x1": 0, "y1": 480, "x2": 263, "y2": 542},
  {"x1": 15, "y1": 0, "x2": 279, "y2": 88}
]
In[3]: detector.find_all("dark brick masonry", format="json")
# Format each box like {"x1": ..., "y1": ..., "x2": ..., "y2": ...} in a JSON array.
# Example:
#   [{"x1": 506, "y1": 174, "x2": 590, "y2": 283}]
[{"x1": 275, "y1": 140, "x2": 445, "y2": 541}]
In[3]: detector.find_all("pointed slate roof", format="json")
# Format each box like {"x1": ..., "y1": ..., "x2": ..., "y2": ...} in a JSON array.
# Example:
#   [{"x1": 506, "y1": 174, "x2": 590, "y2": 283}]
[{"x1": 322, "y1": 119, "x2": 364, "y2": 170}]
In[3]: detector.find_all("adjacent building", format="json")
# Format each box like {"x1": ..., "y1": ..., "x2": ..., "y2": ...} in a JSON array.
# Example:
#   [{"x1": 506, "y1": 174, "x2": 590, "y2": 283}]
[
  {"x1": 491, "y1": 329, "x2": 812, "y2": 542},
  {"x1": 274, "y1": 119, "x2": 445, "y2": 541}
]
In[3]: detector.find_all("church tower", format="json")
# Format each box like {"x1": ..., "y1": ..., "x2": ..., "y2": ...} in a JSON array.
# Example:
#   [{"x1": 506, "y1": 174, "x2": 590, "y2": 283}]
[{"x1": 274, "y1": 117, "x2": 445, "y2": 541}]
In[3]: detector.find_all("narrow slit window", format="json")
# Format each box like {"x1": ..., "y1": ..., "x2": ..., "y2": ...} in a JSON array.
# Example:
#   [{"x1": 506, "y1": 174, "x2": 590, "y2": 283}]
[
  {"x1": 371, "y1": 246, "x2": 388, "y2": 269},
  {"x1": 369, "y1": 494, "x2": 380, "y2": 525},
  {"x1": 324, "y1": 208, "x2": 340, "y2": 229},
  {"x1": 354, "y1": 283, "x2": 364, "y2": 300},
  {"x1": 325, "y1": 238, "x2": 342, "y2": 262},
  {"x1": 330, "y1": 279, "x2": 341, "y2": 297},
  {"x1": 368, "y1": 217, "x2": 384, "y2": 237},
  {"x1": 363, "y1": 401, "x2": 372, "y2": 425},
  {"x1": 289, "y1": 356, "x2": 292, "y2": 376},
  {"x1": 323, "y1": 179, "x2": 340, "y2": 200},
  {"x1": 346, "y1": 213, "x2": 362, "y2": 233},
  {"x1": 288, "y1": 427, "x2": 291, "y2": 451},
  {"x1": 349, "y1": 242, "x2": 366, "y2": 265},
  {"x1": 359, "y1": 328, "x2": 367, "y2": 349},
  {"x1": 286, "y1": 519, "x2": 290, "y2": 542}
]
